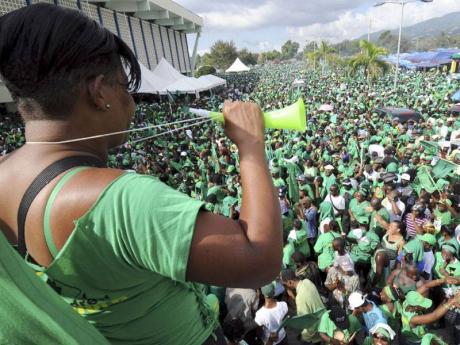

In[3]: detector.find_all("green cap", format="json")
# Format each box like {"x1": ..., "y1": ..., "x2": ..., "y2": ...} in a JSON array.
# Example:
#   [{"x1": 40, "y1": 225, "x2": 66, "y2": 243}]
[
  {"x1": 420, "y1": 233, "x2": 436, "y2": 246},
  {"x1": 405, "y1": 291, "x2": 432, "y2": 309},
  {"x1": 261, "y1": 282, "x2": 276, "y2": 298}
]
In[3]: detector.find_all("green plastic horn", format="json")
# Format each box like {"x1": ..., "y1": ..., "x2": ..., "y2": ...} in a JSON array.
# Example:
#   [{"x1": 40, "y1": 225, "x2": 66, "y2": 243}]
[{"x1": 188, "y1": 98, "x2": 306, "y2": 131}]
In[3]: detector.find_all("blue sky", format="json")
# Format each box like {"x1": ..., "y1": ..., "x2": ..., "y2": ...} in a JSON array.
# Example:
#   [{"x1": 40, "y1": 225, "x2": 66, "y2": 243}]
[{"x1": 175, "y1": 0, "x2": 460, "y2": 54}]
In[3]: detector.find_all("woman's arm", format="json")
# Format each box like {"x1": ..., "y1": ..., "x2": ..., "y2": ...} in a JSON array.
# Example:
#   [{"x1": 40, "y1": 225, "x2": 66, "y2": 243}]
[
  {"x1": 187, "y1": 101, "x2": 282, "y2": 288},
  {"x1": 416, "y1": 278, "x2": 446, "y2": 296},
  {"x1": 411, "y1": 294, "x2": 460, "y2": 326}
]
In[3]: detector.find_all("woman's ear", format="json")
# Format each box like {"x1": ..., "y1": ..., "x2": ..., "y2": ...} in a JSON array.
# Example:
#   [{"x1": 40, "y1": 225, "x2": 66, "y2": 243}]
[{"x1": 87, "y1": 74, "x2": 110, "y2": 111}]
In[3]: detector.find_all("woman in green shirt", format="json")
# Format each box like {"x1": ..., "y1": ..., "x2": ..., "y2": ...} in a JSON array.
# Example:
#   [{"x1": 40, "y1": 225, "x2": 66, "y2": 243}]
[
  {"x1": 0, "y1": 5, "x2": 283, "y2": 344},
  {"x1": 400, "y1": 291, "x2": 460, "y2": 345},
  {"x1": 314, "y1": 220, "x2": 341, "y2": 271}
]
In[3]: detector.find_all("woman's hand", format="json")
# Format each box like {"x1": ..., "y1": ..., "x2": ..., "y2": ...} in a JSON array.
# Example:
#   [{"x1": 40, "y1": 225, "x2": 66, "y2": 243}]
[{"x1": 223, "y1": 101, "x2": 265, "y2": 150}]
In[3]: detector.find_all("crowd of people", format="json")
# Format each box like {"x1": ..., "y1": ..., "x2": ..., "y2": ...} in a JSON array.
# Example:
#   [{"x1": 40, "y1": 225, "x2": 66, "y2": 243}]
[{"x1": 2, "y1": 61, "x2": 460, "y2": 345}]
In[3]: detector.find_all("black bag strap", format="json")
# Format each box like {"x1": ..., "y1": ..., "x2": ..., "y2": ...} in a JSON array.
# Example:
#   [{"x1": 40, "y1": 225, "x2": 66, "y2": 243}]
[{"x1": 16, "y1": 155, "x2": 105, "y2": 258}]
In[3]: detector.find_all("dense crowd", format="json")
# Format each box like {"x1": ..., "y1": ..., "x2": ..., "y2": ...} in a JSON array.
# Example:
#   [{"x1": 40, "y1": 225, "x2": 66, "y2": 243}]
[{"x1": 2, "y1": 63, "x2": 460, "y2": 345}]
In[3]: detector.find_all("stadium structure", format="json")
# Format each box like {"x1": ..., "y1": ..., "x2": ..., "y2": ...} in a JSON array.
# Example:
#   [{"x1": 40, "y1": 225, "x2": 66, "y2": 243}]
[{"x1": 0, "y1": 0, "x2": 203, "y2": 104}]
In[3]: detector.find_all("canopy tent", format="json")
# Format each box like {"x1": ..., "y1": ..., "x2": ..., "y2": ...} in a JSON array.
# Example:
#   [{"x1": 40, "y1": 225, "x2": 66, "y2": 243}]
[
  {"x1": 151, "y1": 58, "x2": 187, "y2": 91},
  {"x1": 452, "y1": 90, "x2": 460, "y2": 103},
  {"x1": 198, "y1": 75, "x2": 227, "y2": 88},
  {"x1": 225, "y1": 58, "x2": 250, "y2": 73},
  {"x1": 137, "y1": 58, "x2": 225, "y2": 96},
  {"x1": 383, "y1": 49, "x2": 460, "y2": 70},
  {"x1": 137, "y1": 62, "x2": 170, "y2": 94}
]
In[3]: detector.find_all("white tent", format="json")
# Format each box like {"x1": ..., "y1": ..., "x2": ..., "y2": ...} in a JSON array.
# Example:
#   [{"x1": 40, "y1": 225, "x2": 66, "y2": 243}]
[
  {"x1": 225, "y1": 58, "x2": 250, "y2": 73},
  {"x1": 198, "y1": 75, "x2": 227, "y2": 88},
  {"x1": 137, "y1": 62, "x2": 169, "y2": 94},
  {"x1": 151, "y1": 58, "x2": 187, "y2": 91}
]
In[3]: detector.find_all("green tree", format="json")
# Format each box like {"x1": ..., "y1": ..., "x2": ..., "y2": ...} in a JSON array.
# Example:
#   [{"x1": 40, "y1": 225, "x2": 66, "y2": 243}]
[
  {"x1": 194, "y1": 54, "x2": 202, "y2": 68},
  {"x1": 349, "y1": 40, "x2": 389, "y2": 82},
  {"x1": 195, "y1": 65, "x2": 217, "y2": 77},
  {"x1": 305, "y1": 41, "x2": 336, "y2": 71},
  {"x1": 205, "y1": 40, "x2": 238, "y2": 70},
  {"x1": 258, "y1": 50, "x2": 281, "y2": 64},
  {"x1": 238, "y1": 48, "x2": 258, "y2": 66},
  {"x1": 281, "y1": 40, "x2": 300, "y2": 60}
]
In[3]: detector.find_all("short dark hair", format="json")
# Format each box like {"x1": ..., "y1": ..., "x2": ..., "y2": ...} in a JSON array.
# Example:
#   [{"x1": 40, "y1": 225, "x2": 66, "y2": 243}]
[
  {"x1": 280, "y1": 268, "x2": 298, "y2": 282},
  {"x1": 0, "y1": 4, "x2": 141, "y2": 119}
]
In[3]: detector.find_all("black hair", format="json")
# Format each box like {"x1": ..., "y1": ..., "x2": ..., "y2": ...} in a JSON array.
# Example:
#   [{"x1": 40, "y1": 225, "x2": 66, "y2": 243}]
[
  {"x1": 440, "y1": 225, "x2": 454, "y2": 237},
  {"x1": 222, "y1": 318, "x2": 245, "y2": 343},
  {"x1": 280, "y1": 268, "x2": 298, "y2": 282},
  {"x1": 0, "y1": 4, "x2": 141, "y2": 119}
]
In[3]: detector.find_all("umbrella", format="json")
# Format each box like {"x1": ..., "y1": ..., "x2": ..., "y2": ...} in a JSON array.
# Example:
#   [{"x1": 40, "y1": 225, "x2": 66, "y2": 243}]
[
  {"x1": 319, "y1": 104, "x2": 334, "y2": 112},
  {"x1": 452, "y1": 90, "x2": 460, "y2": 103}
]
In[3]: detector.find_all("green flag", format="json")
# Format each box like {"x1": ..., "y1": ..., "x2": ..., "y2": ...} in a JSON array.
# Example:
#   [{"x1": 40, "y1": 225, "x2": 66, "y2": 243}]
[
  {"x1": 278, "y1": 309, "x2": 326, "y2": 332},
  {"x1": 413, "y1": 166, "x2": 439, "y2": 194},
  {"x1": 432, "y1": 159, "x2": 459, "y2": 179},
  {"x1": 420, "y1": 140, "x2": 439, "y2": 154},
  {"x1": 286, "y1": 161, "x2": 300, "y2": 203}
]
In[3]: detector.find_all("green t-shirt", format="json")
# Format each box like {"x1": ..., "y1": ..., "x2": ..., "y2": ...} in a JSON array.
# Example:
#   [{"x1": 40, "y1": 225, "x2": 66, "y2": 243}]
[
  {"x1": 0, "y1": 232, "x2": 109, "y2": 345},
  {"x1": 370, "y1": 208, "x2": 390, "y2": 237},
  {"x1": 314, "y1": 231, "x2": 340, "y2": 271},
  {"x1": 207, "y1": 185, "x2": 226, "y2": 203},
  {"x1": 296, "y1": 279, "x2": 325, "y2": 343},
  {"x1": 434, "y1": 209, "x2": 452, "y2": 226},
  {"x1": 31, "y1": 173, "x2": 217, "y2": 344},
  {"x1": 401, "y1": 305, "x2": 427, "y2": 342},
  {"x1": 318, "y1": 311, "x2": 361, "y2": 341},
  {"x1": 349, "y1": 199, "x2": 370, "y2": 225}
]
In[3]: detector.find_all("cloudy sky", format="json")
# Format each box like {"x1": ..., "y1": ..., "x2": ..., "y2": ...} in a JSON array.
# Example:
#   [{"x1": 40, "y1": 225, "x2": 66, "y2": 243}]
[{"x1": 175, "y1": 0, "x2": 460, "y2": 54}]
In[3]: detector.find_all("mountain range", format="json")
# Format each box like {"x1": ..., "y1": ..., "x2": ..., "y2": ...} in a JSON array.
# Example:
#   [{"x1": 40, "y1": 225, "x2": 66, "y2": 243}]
[{"x1": 359, "y1": 11, "x2": 460, "y2": 41}]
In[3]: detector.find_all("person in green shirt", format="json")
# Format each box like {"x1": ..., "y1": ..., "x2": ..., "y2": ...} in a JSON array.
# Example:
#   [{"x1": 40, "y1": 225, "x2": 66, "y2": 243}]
[
  {"x1": 400, "y1": 291, "x2": 460, "y2": 345},
  {"x1": 280, "y1": 269, "x2": 325, "y2": 344},
  {"x1": 0, "y1": 9, "x2": 286, "y2": 343},
  {"x1": 303, "y1": 159, "x2": 318, "y2": 178},
  {"x1": 433, "y1": 200, "x2": 452, "y2": 227},
  {"x1": 369, "y1": 198, "x2": 390, "y2": 238},
  {"x1": 321, "y1": 165, "x2": 337, "y2": 192},
  {"x1": 437, "y1": 225, "x2": 459, "y2": 257},
  {"x1": 348, "y1": 190, "x2": 371, "y2": 226},
  {"x1": 314, "y1": 220, "x2": 341, "y2": 271},
  {"x1": 378, "y1": 285, "x2": 404, "y2": 331},
  {"x1": 318, "y1": 305, "x2": 361, "y2": 345},
  {"x1": 434, "y1": 243, "x2": 460, "y2": 280},
  {"x1": 365, "y1": 324, "x2": 396, "y2": 345}
]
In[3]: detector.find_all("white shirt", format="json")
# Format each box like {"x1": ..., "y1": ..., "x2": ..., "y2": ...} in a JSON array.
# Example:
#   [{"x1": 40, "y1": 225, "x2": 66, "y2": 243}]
[
  {"x1": 334, "y1": 252, "x2": 355, "y2": 273},
  {"x1": 364, "y1": 170, "x2": 379, "y2": 183},
  {"x1": 327, "y1": 194, "x2": 345, "y2": 216},
  {"x1": 255, "y1": 302, "x2": 288, "y2": 345},
  {"x1": 369, "y1": 144, "x2": 385, "y2": 158},
  {"x1": 423, "y1": 250, "x2": 435, "y2": 279},
  {"x1": 382, "y1": 198, "x2": 406, "y2": 222}
]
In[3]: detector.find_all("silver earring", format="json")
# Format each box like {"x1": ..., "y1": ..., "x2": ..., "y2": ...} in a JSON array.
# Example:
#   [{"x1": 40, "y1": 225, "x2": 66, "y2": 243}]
[{"x1": 105, "y1": 104, "x2": 111, "y2": 109}]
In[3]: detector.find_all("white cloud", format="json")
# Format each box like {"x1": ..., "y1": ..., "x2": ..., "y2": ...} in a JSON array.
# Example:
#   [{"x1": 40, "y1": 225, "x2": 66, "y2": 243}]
[
  {"x1": 287, "y1": 0, "x2": 460, "y2": 43},
  {"x1": 177, "y1": 0, "x2": 368, "y2": 31}
]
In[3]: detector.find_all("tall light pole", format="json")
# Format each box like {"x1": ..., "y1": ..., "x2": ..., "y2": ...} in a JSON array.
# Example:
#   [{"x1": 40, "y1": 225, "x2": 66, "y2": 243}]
[{"x1": 374, "y1": 0, "x2": 433, "y2": 90}]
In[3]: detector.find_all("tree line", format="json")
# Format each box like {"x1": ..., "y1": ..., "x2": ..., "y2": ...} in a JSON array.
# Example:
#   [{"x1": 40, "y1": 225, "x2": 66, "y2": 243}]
[{"x1": 195, "y1": 31, "x2": 460, "y2": 81}]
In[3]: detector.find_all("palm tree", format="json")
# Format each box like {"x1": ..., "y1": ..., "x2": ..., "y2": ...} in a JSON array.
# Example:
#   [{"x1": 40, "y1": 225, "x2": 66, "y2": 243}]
[
  {"x1": 349, "y1": 40, "x2": 389, "y2": 82},
  {"x1": 305, "y1": 40, "x2": 336, "y2": 73}
]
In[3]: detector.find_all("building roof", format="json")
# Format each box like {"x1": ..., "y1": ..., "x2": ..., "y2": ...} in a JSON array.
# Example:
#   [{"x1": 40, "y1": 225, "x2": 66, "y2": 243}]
[{"x1": 93, "y1": 0, "x2": 203, "y2": 33}]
